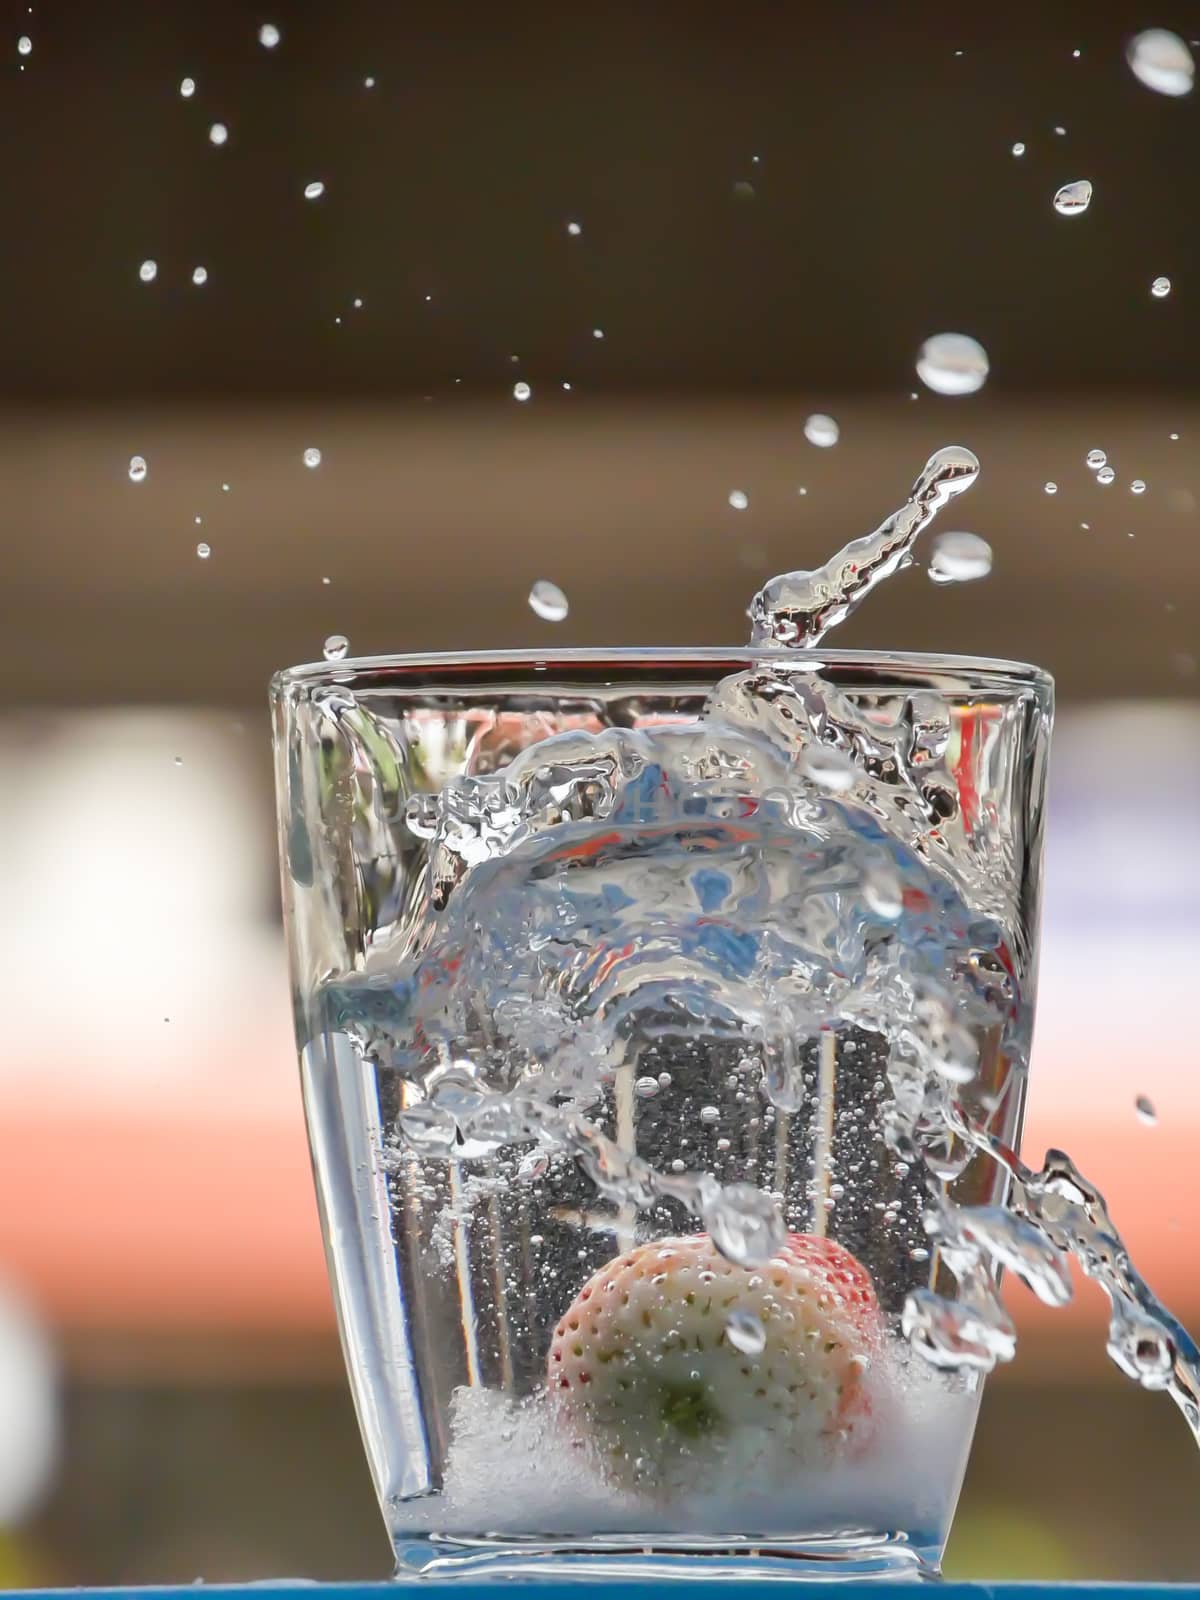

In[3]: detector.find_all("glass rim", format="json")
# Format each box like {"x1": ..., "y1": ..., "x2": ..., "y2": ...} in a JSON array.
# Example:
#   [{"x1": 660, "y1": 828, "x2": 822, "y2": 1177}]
[{"x1": 271, "y1": 646, "x2": 1053, "y2": 700}]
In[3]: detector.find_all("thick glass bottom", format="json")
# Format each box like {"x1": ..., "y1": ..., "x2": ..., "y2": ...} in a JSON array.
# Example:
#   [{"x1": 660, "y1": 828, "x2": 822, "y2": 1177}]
[{"x1": 392, "y1": 1530, "x2": 939, "y2": 1580}]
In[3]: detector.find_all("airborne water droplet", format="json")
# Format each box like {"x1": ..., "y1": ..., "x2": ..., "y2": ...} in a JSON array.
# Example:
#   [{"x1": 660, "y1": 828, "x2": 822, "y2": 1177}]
[
  {"x1": 1053, "y1": 179, "x2": 1093, "y2": 216},
  {"x1": 726, "y1": 1310, "x2": 767, "y2": 1355},
  {"x1": 803, "y1": 413, "x2": 839, "y2": 448},
  {"x1": 1011, "y1": 141, "x2": 1026, "y2": 157},
  {"x1": 1086, "y1": 448, "x2": 1107, "y2": 470},
  {"x1": 258, "y1": 22, "x2": 281, "y2": 48},
  {"x1": 513, "y1": 381, "x2": 532, "y2": 402},
  {"x1": 304, "y1": 180, "x2": 326, "y2": 200},
  {"x1": 916, "y1": 333, "x2": 990, "y2": 396},
  {"x1": 1152, "y1": 276, "x2": 1172, "y2": 299},
  {"x1": 928, "y1": 530, "x2": 993, "y2": 584},
  {"x1": 1136, "y1": 1094, "x2": 1158, "y2": 1127},
  {"x1": 728, "y1": 489, "x2": 749, "y2": 510},
  {"x1": 208, "y1": 122, "x2": 229, "y2": 146},
  {"x1": 138, "y1": 259, "x2": 158, "y2": 283},
  {"x1": 191, "y1": 265, "x2": 208, "y2": 286},
  {"x1": 128, "y1": 455, "x2": 148, "y2": 484},
  {"x1": 1131, "y1": 479, "x2": 1147, "y2": 495},
  {"x1": 566, "y1": 221, "x2": 582, "y2": 236},
  {"x1": 17, "y1": 34, "x2": 31, "y2": 56},
  {"x1": 1127, "y1": 29, "x2": 1194, "y2": 97},
  {"x1": 1044, "y1": 482, "x2": 1058, "y2": 495},
  {"x1": 303, "y1": 446, "x2": 322, "y2": 469},
  {"x1": 1097, "y1": 465, "x2": 1115, "y2": 485},
  {"x1": 529, "y1": 580, "x2": 569, "y2": 622},
  {"x1": 196, "y1": 542, "x2": 211, "y2": 560},
  {"x1": 323, "y1": 634, "x2": 349, "y2": 662},
  {"x1": 179, "y1": 76, "x2": 196, "y2": 97}
]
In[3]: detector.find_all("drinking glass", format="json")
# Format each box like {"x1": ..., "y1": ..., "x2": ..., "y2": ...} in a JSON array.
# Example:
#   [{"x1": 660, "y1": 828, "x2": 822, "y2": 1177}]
[{"x1": 271, "y1": 648, "x2": 1052, "y2": 1579}]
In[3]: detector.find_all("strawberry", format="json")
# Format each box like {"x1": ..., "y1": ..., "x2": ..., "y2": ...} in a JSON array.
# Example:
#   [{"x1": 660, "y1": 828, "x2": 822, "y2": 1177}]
[{"x1": 548, "y1": 1231, "x2": 880, "y2": 1493}]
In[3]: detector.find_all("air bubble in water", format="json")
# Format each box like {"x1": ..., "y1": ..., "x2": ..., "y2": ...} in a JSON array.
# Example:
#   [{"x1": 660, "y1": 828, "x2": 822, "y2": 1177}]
[
  {"x1": 1127, "y1": 29, "x2": 1194, "y2": 97},
  {"x1": 303, "y1": 446, "x2": 322, "y2": 469},
  {"x1": 700, "y1": 1182, "x2": 785, "y2": 1268},
  {"x1": 1086, "y1": 448, "x2": 1107, "y2": 470},
  {"x1": 513, "y1": 381, "x2": 531, "y2": 402},
  {"x1": 196, "y1": 542, "x2": 211, "y2": 560},
  {"x1": 1152, "y1": 276, "x2": 1172, "y2": 299},
  {"x1": 323, "y1": 634, "x2": 349, "y2": 662},
  {"x1": 726, "y1": 1310, "x2": 766, "y2": 1355},
  {"x1": 179, "y1": 76, "x2": 196, "y2": 97},
  {"x1": 191, "y1": 266, "x2": 208, "y2": 286},
  {"x1": 304, "y1": 180, "x2": 326, "y2": 200},
  {"x1": 1053, "y1": 179, "x2": 1092, "y2": 215},
  {"x1": 800, "y1": 744, "x2": 856, "y2": 792},
  {"x1": 1097, "y1": 465, "x2": 1115, "y2": 485},
  {"x1": 529, "y1": 580, "x2": 569, "y2": 622},
  {"x1": 1136, "y1": 1094, "x2": 1158, "y2": 1126},
  {"x1": 929, "y1": 530, "x2": 993, "y2": 584},
  {"x1": 209, "y1": 122, "x2": 228, "y2": 146},
  {"x1": 803, "y1": 413, "x2": 839, "y2": 448},
  {"x1": 634, "y1": 1076, "x2": 659, "y2": 1099},
  {"x1": 699, "y1": 1105, "x2": 720, "y2": 1124},
  {"x1": 258, "y1": 22, "x2": 281, "y2": 48},
  {"x1": 128, "y1": 455, "x2": 148, "y2": 484},
  {"x1": 916, "y1": 333, "x2": 989, "y2": 397},
  {"x1": 1012, "y1": 142, "x2": 1026, "y2": 157},
  {"x1": 1131, "y1": 479, "x2": 1147, "y2": 495},
  {"x1": 17, "y1": 34, "x2": 31, "y2": 56},
  {"x1": 1044, "y1": 482, "x2": 1058, "y2": 495},
  {"x1": 728, "y1": 489, "x2": 749, "y2": 510},
  {"x1": 138, "y1": 259, "x2": 158, "y2": 283}
]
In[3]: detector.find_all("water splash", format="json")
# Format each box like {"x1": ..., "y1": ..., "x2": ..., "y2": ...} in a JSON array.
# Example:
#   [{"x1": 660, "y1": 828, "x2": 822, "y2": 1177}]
[{"x1": 747, "y1": 446, "x2": 979, "y2": 646}]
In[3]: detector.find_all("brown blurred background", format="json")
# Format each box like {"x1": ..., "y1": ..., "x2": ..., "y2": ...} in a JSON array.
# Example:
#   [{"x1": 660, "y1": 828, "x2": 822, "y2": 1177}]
[{"x1": 0, "y1": 0, "x2": 1198, "y2": 1586}]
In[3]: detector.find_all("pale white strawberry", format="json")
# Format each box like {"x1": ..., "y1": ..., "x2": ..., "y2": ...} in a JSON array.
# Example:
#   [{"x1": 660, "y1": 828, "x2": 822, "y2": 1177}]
[{"x1": 548, "y1": 1231, "x2": 880, "y2": 1493}]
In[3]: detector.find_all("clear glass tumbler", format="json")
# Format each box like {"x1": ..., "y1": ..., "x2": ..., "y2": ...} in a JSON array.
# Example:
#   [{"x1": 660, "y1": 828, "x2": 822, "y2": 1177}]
[{"x1": 271, "y1": 648, "x2": 1052, "y2": 1580}]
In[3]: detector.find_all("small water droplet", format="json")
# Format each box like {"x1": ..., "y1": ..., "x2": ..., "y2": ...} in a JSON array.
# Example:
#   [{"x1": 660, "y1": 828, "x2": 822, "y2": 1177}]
[
  {"x1": 1128, "y1": 29, "x2": 1194, "y2": 96},
  {"x1": 634, "y1": 1076, "x2": 659, "y2": 1099},
  {"x1": 352, "y1": 297, "x2": 363, "y2": 309},
  {"x1": 1054, "y1": 125, "x2": 1067, "y2": 136},
  {"x1": 728, "y1": 489, "x2": 749, "y2": 511},
  {"x1": 363, "y1": 75, "x2": 376, "y2": 88},
  {"x1": 258, "y1": 22, "x2": 281, "y2": 48},
  {"x1": 179, "y1": 76, "x2": 196, "y2": 97},
  {"x1": 513, "y1": 380, "x2": 532, "y2": 402},
  {"x1": 1086, "y1": 448, "x2": 1107, "y2": 470},
  {"x1": 1130, "y1": 479, "x2": 1147, "y2": 495},
  {"x1": 196, "y1": 541, "x2": 211, "y2": 559},
  {"x1": 208, "y1": 121, "x2": 228, "y2": 146},
  {"x1": 191, "y1": 265, "x2": 208, "y2": 286},
  {"x1": 173, "y1": 756, "x2": 183, "y2": 767},
  {"x1": 803, "y1": 413, "x2": 839, "y2": 448},
  {"x1": 1136, "y1": 1094, "x2": 1158, "y2": 1126},
  {"x1": 928, "y1": 529, "x2": 993, "y2": 584},
  {"x1": 323, "y1": 634, "x2": 349, "y2": 661},
  {"x1": 1011, "y1": 141, "x2": 1026, "y2": 157},
  {"x1": 128, "y1": 455, "x2": 148, "y2": 484},
  {"x1": 193, "y1": 514, "x2": 203, "y2": 525},
  {"x1": 17, "y1": 34, "x2": 31, "y2": 56},
  {"x1": 138, "y1": 259, "x2": 158, "y2": 283},
  {"x1": 1170, "y1": 431, "x2": 1180, "y2": 441},
  {"x1": 303, "y1": 446, "x2": 322, "y2": 469},
  {"x1": 1151, "y1": 275, "x2": 1172, "y2": 299},
  {"x1": 732, "y1": 179, "x2": 756, "y2": 201},
  {"x1": 1044, "y1": 481, "x2": 1058, "y2": 495},
  {"x1": 529, "y1": 579, "x2": 569, "y2": 622},
  {"x1": 1053, "y1": 179, "x2": 1092, "y2": 216},
  {"x1": 1096, "y1": 465, "x2": 1115, "y2": 485},
  {"x1": 657, "y1": 1071, "x2": 672, "y2": 1088},
  {"x1": 916, "y1": 332, "x2": 989, "y2": 396},
  {"x1": 566, "y1": 220, "x2": 582, "y2": 236},
  {"x1": 726, "y1": 1310, "x2": 766, "y2": 1355},
  {"x1": 304, "y1": 180, "x2": 326, "y2": 200},
  {"x1": 221, "y1": 482, "x2": 231, "y2": 492},
  {"x1": 591, "y1": 327, "x2": 605, "y2": 340},
  {"x1": 1072, "y1": 47, "x2": 1081, "y2": 58}
]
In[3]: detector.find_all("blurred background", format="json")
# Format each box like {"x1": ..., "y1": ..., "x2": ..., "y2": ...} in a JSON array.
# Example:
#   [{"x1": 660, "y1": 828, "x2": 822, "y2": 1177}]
[{"x1": 1, "y1": 0, "x2": 1198, "y2": 1585}]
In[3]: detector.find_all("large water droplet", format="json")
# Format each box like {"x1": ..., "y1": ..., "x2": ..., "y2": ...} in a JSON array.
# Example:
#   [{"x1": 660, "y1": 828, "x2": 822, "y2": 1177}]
[
  {"x1": 323, "y1": 634, "x2": 349, "y2": 662},
  {"x1": 208, "y1": 122, "x2": 229, "y2": 146},
  {"x1": 916, "y1": 333, "x2": 989, "y2": 396},
  {"x1": 258, "y1": 22, "x2": 281, "y2": 48},
  {"x1": 1097, "y1": 465, "x2": 1116, "y2": 485},
  {"x1": 1086, "y1": 448, "x2": 1107, "y2": 470},
  {"x1": 303, "y1": 446, "x2": 322, "y2": 469},
  {"x1": 1151, "y1": 276, "x2": 1172, "y2": 299},
  {"x1": 138, "y1": 259, "x2": 158, "y2": 283},
  {"x1": 725, "y1": 1310, "x2": 767, "y2": 1355},
  {"x1": 179, "y1": 76, "x2": 196, "y2": 97},
  {"x1": 803, "y1": 413, "x2": 839, "y2": 448},
  {"x1": 929, "y1": 530, "x2": 993, "y2": 584},
  {"x1": 1053, "y1": 179, "x2": 1093, "y2": 216},
  {"x1": 701, "y1": 1182, "x2": 785, "y2": 1268},
  {"x1": 304, "y1": 180, "x2": 326, "y2": 200},
  {"x1": 512, "y1": 380, "x2": 531, "y2": 402},
  {"x1": 17, "y1": 34, "x2": 31, "y2": 56},
  {"x1": 529, "y1": 580, "x2": 569, "y2": 622},
  {"x1": 634, "y1": 1075, "x2": 659, "y2": 1099},
  {"x1": 1136, "y1": 1094, "x2": 1158, "y2": 1126},
  {"x1": 128, "y1": 455, "x2": 148, "y2": 484},
  {"x1": 1127, "y1": 29, "x2": 1194, "y2": 97},
  {"x1": 728, "y1": 489, "x2": 749, "y2": 510},
  {"x1": 191, "y1": 265, "x2": 208, "y2": 286}
]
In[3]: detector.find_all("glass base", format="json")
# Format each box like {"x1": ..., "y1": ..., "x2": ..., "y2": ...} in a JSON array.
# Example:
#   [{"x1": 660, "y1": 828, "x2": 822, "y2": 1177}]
[{"x1": 393, "y1": 1531, "x2": 939, "y2": 1580}]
